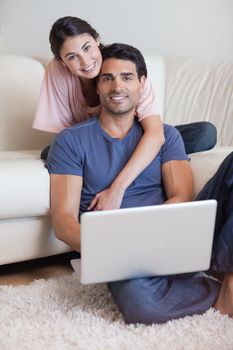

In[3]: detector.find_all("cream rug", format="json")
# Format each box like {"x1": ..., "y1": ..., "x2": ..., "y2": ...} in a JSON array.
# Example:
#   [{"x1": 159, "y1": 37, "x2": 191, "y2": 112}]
[{"x1": 1, "y1": 273, "x2": 233, "y2": 350}]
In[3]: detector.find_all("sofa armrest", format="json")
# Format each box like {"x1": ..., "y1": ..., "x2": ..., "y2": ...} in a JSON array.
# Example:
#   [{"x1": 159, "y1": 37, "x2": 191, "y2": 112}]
[{"x1": 0, "y1": 54, "x2": 54, "y2": 151}]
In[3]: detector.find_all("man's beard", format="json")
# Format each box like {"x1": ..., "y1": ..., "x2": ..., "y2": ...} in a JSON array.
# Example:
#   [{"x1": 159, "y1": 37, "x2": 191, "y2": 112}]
[{"x1": 102, "y1": 103, "x2": 135, "y2": 116}]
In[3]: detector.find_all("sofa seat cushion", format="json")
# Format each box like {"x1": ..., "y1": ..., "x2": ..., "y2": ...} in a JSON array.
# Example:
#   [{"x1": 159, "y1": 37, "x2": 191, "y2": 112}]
[
  {"x1": 0, "y1": 150, "x2": 41, "y2": 159},
  {"x1": 189, "y1": 146, "x2": 233, "y2": 196},
  {"x1": 0, "y1": 158, "x2": 49, "y2": 219},
  {"x1": 1, "y1": 147, "x2": 232, "y2": 219}
]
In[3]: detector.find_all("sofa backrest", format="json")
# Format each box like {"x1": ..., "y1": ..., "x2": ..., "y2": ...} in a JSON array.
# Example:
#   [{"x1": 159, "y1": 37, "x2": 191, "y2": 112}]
[
  {"x1": 0, "y1": 54, "x2": 54, "y2": 151},
  {"x1": 144, "y1": 55, "x2": 165, "y2": 118},
  {"x1": 38, "y1": 54, "x2": 167, "y2": 120},
  {"x1": 163, "y1": 56, "x2": 233, "y2": 146},
  {"x1": 1, "y1": 54, "x2": 232, "y2": 151}
]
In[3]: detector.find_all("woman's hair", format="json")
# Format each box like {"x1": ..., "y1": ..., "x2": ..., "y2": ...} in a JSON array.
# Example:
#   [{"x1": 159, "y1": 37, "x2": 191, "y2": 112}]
[
  {"x1": 101, "y1": 43, "x2": 147, "y2": 79},
  {"x1": 49, "y1": 16, "x2": 102, "y2": 59}
]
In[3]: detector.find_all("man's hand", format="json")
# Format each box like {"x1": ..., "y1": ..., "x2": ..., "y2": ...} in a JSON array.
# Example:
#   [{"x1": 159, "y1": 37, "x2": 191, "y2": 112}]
[{"x1": 87, "y1": 186, "x2": 125, "y2": 211}]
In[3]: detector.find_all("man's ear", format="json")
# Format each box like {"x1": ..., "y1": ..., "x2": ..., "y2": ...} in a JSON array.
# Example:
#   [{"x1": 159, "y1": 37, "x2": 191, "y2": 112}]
[{"x1": 140, "y1": 75, "x2": 146, "y2": 88}]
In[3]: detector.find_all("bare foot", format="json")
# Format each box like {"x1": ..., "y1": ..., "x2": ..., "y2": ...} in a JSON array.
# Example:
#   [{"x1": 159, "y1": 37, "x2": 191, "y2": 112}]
[{"x1": 214, "y1": 272, "x2": 233, "y2": 317}]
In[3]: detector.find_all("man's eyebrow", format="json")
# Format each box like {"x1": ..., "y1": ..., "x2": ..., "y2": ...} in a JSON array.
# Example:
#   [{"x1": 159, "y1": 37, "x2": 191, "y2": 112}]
[
  {"x1": 100, "y1": 72, "x2": 135, "y2": 77},
  {"x1": 99, "y1": 73, "x2": 113, "y2": 78},
  {"x1": 121, "y1": 72, "x2": 135, "y2": 75}
]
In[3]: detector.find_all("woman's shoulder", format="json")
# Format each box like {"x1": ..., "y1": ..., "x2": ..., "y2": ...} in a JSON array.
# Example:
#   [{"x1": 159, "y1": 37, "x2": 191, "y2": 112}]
[{"x1": 46, "y1": 57, "x2": 71, "y2": 78}]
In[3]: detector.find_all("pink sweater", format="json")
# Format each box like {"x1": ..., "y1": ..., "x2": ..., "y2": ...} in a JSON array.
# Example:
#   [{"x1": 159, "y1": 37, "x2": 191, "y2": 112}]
[{"x1": 33, "y1": 58, "x2": 160, "y2": 133}]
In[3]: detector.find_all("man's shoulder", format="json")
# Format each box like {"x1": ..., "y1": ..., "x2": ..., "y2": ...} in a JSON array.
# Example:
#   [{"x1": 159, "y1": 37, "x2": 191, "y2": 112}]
[
  {"x1": 49, "y1": 117, "x2": 99, "y2": 162},
  {"x1": 163, "y1": 123, "x2": 176, "y2": 134},
  {"x1": 163, "y1": 123, "x2": 181, "y2": 140},
  {"x1": 161, "y1": 123, "x2": 188, "y2": 160},
  {"x1": 69, "y1": 116, "x2": 97, "y2": 131},
  {"x1": 59, "y1": 117, "x2": 98, "y2": 139}
]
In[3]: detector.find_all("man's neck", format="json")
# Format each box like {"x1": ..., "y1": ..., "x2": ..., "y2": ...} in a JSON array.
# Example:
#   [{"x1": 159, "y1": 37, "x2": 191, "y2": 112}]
[{"x1": 98, "y1": 111, "x2": 135, "y2": 139}]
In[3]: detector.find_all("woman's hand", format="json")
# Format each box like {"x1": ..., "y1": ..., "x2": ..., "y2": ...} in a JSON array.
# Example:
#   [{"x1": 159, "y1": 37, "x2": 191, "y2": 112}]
[{"x1": 87, "y1": 186, "x2": 125, "y2": 211}]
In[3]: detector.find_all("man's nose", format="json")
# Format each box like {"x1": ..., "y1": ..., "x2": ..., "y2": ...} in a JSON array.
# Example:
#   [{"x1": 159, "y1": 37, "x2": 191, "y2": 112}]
[{"x1": 112, "y1": 78, "x2": 122, "y2": 92}]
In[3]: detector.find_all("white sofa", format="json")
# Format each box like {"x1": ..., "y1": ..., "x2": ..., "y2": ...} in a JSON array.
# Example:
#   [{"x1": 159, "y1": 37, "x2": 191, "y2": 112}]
[{"x1": 0, "y1": 53, "x2": 232, "y2": 265}]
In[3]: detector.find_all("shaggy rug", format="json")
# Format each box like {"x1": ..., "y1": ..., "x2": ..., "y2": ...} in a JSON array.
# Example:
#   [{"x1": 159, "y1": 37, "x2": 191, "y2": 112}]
[{"x1": 0, "y1": 273, "x2": 233, "y2": 350}]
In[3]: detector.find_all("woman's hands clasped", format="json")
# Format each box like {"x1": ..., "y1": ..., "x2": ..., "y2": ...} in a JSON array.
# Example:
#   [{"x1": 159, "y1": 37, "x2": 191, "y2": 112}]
[{"x1": 87, "y1": 186, "x2": 125, "y2": 211}]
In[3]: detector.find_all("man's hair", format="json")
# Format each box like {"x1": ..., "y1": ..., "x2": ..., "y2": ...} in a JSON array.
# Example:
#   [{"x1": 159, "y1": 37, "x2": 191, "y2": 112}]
[
  {"x1": 100, "y1": 43, "x2": 147, "y2": 79},
  {"x1": 49, "y1": 16, "x2": 103, "y2": 60}
]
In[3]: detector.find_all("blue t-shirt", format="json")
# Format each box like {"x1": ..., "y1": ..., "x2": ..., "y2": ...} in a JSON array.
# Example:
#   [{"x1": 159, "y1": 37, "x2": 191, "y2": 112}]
[{"x1": 47, "y1": 117, "x2": 188, "y2": 214}]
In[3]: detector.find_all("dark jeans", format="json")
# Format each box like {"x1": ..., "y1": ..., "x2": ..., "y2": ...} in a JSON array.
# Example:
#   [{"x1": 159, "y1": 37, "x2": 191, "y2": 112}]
[
  {"x1": 40, "y1": 121, "x2": 217, "y2": 160},
  {"x1": 175, "y1": 121, "x2": 217, "y2": 154},
  {"x1": 109, "y1": 152, "x2": 233, "y2": 325}
]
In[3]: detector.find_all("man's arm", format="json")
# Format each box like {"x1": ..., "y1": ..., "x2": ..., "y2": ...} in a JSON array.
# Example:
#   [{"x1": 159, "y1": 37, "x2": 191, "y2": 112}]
[
  {"x1": 162, "y1": 160, "x2": 194, "y2": 204},
  {"x1": 50, "y1": 174, "x2": 83, "y2": 252}
]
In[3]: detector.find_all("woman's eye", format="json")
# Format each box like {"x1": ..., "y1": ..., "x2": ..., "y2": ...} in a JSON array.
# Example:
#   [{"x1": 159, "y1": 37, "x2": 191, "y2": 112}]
[
  {"x1": 68, "y1": 55, "x2": 76, "y2": 61},
  {"x1": 84, "y1": 45, "x2": 91, "y2": 52}
]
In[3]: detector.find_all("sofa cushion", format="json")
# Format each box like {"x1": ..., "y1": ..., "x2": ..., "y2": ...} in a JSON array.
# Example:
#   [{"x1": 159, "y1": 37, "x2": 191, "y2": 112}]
[
  {"x1": 1, "y1": 147, "x2": 232, "y2": 219},
  {"x1": 164, "y1": 56, "x2": 233, "y2": 146},
  {"x1": 0, "y1": 159, "x2": 49, "y2": 219},
  {"x1": 0, "y1": 150, "x2": 41, "y2": 159},
  {"x1": 189, "y1": 146, "x2": 233, "y2": 196},
  {"x1": 144, "y1": 55, "x2": 165, "y2": 117}
]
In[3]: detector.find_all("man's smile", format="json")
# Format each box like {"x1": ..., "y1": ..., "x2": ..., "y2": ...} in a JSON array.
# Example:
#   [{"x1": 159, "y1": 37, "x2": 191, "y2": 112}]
[{"x1": 109, "y1": 94, "x2": 128, "y2": 102}]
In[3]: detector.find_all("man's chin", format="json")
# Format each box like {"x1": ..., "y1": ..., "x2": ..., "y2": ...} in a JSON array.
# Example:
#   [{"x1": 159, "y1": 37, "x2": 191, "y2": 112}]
[{"x1": 105, "y1": 106, "x2": 133, "y2": 115}]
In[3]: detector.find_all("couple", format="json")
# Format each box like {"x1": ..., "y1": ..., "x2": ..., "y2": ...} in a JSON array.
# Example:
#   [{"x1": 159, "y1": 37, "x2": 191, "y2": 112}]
[
  {"x1": 45, "y1": 40, "x2": 233, "y2": 323},
  {"x1": 33, "y1": 16, "x2": 217, "y2": 212}
]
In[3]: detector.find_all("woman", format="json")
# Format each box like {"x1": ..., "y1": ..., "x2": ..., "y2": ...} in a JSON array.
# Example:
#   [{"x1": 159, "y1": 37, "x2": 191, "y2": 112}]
[{"x1": 33, "y1": 16, "x2": 216, "y2": 210}]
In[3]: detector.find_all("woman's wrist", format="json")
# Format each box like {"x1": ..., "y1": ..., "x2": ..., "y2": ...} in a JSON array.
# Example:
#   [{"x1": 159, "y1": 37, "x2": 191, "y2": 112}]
[{"x1": 110, "y1": 181, "x2": 127, "y2": 196}]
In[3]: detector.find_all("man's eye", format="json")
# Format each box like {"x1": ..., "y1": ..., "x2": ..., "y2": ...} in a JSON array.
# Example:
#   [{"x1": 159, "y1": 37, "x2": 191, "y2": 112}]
[
  {"x1": 124, "y1": 76, "x2": 133, "y2": 81},
  {"x1": 101, "y1": 77, "x2": 111, "y2": 82}
]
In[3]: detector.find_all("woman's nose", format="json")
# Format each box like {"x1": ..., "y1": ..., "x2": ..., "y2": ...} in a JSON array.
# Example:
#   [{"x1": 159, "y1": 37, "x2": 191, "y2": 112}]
[{"x1": 79, "y1": 55, "x2": 89, "y2": 68}]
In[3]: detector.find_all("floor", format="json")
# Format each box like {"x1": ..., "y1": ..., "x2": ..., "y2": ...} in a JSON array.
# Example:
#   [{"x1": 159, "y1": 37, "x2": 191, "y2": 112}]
[{"x1": 0, "y1": 252, "x2": 77, "y2": 286}]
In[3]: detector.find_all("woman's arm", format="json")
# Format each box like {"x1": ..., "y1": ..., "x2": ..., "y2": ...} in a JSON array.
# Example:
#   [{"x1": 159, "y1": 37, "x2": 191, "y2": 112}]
[{"x1": 88, "y1": 115, "x2": 165, "y2": 210}]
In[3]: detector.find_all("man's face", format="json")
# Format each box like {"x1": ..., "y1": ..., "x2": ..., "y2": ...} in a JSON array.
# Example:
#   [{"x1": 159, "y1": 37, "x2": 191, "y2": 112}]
[{"x1": 97, "y1": 58, "x2": 145, "y2": 115}]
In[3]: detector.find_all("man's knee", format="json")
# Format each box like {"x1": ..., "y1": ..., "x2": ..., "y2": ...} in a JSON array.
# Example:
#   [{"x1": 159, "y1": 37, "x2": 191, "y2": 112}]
[
  {"x1": 108, "y1": 278, "x2": 172, "y2": 325},
  {"x1": 199, "y1": 121, "x2": 217, "y2": 150},
  {"x1": 176, "y1": 121, "x2": 217, "y2": 154}
]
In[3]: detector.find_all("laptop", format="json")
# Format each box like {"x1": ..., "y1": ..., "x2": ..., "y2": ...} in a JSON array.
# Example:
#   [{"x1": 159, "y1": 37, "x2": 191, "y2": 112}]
[{"x1": 71, "y1": 200, "x2": 217, "y2": 284}]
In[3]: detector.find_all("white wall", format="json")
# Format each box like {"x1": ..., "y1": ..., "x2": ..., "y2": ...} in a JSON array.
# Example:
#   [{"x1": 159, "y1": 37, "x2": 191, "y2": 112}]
[{"x1": 0, "y1": 0, "x2": 233, "y2": 58}]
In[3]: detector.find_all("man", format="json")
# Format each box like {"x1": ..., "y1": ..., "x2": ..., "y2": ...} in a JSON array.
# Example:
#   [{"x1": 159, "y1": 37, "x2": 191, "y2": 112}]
[{"x1": 47, "y1": 43, "x2": 233, "y2": 324}]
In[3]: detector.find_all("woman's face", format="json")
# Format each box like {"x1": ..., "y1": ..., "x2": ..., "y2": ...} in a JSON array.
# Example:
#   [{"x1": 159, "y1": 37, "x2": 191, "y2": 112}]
[{"x1": 60, "y1": 33, "x2": 102, "y2": 80}]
